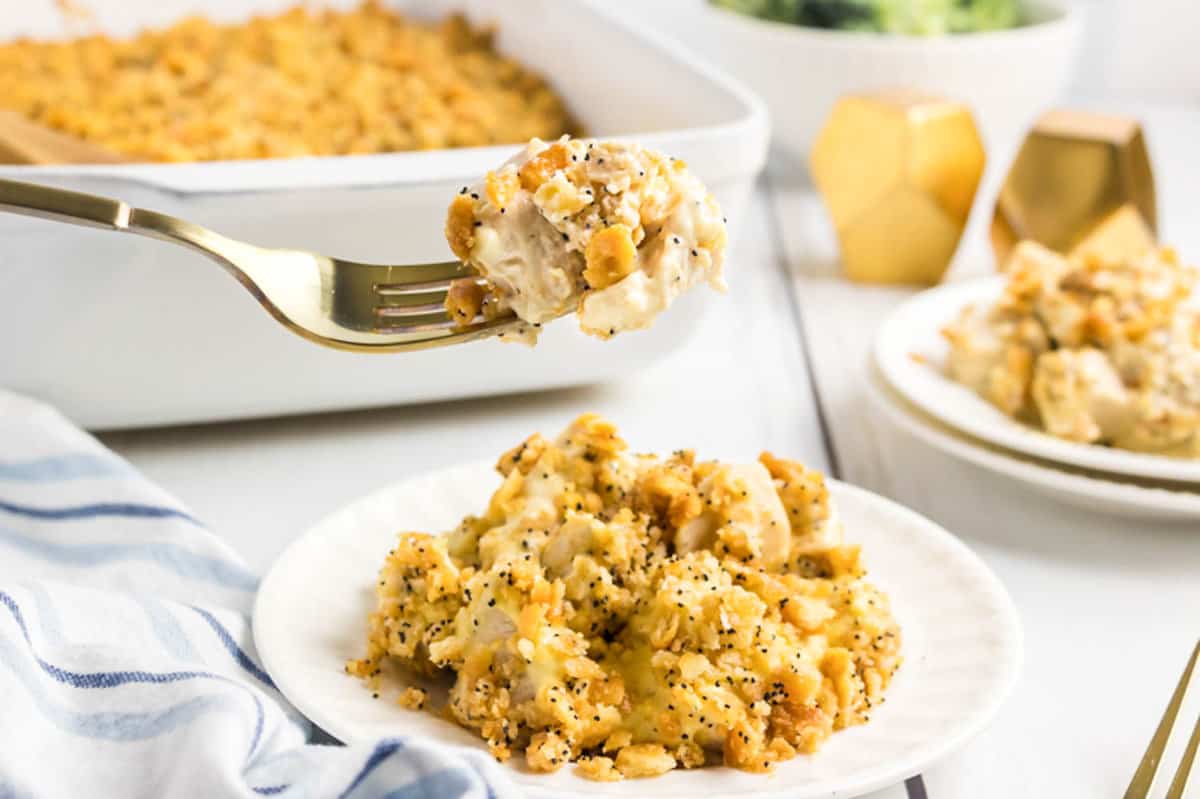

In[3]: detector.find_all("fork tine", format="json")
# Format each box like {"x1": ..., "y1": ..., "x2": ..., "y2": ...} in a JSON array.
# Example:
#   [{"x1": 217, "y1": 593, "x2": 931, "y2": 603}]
[
  {"x1": 437, "y1": 315, "x2": 526, "y2": 344},
  {"x1": 374, "y1": 307, "x2": 458, "y2": 328},
  {"x1": 377, "y1": 260, "x2": 474, "y2": 284},
  {"x1": 1127, "y1": 640, "x2": 1200, "y2": 799},
  {"x1": 374, "y1": 277, "x2": 488, "y2": 309},
  {"x1": 372, "y1": 306, "x2": 521, "y2": 334},
  {"x1": 1167, "y1": 673, "x2": 1200, "y2": 799},
  {"x1": 374, "y1": 286, "x2": 451, "y2": 309}
]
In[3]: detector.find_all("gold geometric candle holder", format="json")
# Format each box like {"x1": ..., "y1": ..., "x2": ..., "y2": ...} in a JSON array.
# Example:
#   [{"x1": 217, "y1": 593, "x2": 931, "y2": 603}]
[
  {"x1": 810, "y1": 89, "x2": 986, "y2": 285},
  {"x1": 992, "y1": 110, "x2": 1157, "y2": 267}
]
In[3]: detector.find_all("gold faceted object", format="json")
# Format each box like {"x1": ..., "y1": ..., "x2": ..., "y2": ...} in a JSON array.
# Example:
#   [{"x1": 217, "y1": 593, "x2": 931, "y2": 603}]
[
  {"x1": 1067, "y1": 204, "x2": 1156, "y2": 265},
  {"x1": 992, "y1": 110, "x2": 1157, "y2": 267},
  {"x1": 810, "y1": 90, "x2": 985, "y2": 285}
]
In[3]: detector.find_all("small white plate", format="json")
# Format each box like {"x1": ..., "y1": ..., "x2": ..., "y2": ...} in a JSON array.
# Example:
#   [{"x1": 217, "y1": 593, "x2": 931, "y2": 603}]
[
  {"x1": 254, "y1": 460, "x2": 1022, "y2": 799},
  {"x1": 866, "y1": 363, "x2": 1200, "y2": 522},
  {"x1": 874, "y1": 276, "x2": 1200, "y2": 484}
]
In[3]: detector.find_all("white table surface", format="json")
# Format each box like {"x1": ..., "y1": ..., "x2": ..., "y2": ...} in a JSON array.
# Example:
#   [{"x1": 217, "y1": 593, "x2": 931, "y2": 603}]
[{"x1": 95, "y1": 112, "x2": 1200, "y2": 799}]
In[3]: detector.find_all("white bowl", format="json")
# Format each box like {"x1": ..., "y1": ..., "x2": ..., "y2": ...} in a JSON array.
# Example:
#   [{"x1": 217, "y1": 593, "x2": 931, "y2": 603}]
[{"x1": 691, "y1": 1, "x2": 1083, "y2": 162}]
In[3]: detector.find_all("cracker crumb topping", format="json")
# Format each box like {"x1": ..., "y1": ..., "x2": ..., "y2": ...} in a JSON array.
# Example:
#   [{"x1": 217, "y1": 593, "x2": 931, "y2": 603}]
[
  {"x1": 443, "y1": 138, "x2": 728, "y2": 342},
  {"x1": 348, "y1": 415, "x2": 901, "y2": 781},
  {"x1": 944, "y1": 241, "x2": 1200, "y2": 456}
]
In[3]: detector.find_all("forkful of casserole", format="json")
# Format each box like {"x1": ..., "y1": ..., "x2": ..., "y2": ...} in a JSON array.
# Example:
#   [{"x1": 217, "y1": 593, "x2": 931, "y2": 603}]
[{"x1": 0, "y1": 137, "x2": 728, "y2": 352}]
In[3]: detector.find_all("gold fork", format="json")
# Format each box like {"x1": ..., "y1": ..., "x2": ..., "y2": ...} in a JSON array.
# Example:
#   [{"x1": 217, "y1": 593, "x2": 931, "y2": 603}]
[
  {"x1": 1126, "y1": 640, "x2": 1200, "y2": 799},
  {"x1": 0, "y1": 177, "x2": 526, "y2": 351}
]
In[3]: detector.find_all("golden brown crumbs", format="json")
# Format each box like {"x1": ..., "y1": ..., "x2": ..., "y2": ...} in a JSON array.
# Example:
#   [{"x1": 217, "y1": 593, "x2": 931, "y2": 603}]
[
  {"x1": 445, "y1": 195, "x2": 478, "y2": 263},
  {"x1": 944, "y1": 240, "x2": 1200, "y2": 455},
  {"x1": 584, "y1": 224, "x2": 638, "y2": 290},
  {"x1": 445, "y1": 279, "x2": 486, "y2": 324},
  {"x1": 396, "y1": 686, "x2": 427, "y2": 710},
  {"x1": 0, "y1": 2, "x2": 578, "y2": 162},
  {"x1": 576, "y1": 755, "x2": 622, "y2": 781},
  {"x1": 347, "y1": 414, "x2": 900, "y2": 781}
]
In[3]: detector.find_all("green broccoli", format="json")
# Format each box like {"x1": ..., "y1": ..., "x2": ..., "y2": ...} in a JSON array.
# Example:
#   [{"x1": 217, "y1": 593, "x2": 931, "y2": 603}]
[{"x1": 710, "y1": 0, "x2": 1024, "y2": 34}]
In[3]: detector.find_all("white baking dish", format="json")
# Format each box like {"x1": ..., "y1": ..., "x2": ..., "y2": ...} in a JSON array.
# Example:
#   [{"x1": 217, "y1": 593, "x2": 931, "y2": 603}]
[{"x1": 0, "y1": 0, "x2": 768, "y2": 430}]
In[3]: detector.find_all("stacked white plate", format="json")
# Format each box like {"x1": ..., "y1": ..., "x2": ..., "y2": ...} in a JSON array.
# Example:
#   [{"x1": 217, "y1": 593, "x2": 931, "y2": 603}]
[{"x1": 869, "y1": 276, "x2": 1200, "y2": 522}]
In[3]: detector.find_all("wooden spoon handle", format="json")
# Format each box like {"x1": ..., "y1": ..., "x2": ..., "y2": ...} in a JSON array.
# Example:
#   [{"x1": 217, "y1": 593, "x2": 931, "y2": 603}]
[{"x1": 0, "y1": 111, "x2": 129, "y2": 165}]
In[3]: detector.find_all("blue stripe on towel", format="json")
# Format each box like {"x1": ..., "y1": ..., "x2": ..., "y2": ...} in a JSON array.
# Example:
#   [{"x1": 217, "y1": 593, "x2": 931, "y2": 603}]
[
  {"x1": 27, "y1": 584, "x2": 65, "y2": 650},
  {"x1": 190, "y1": 607, "x2": 275, "y2": 690},
  {"x1": 0, "y1": 497, "x2": 199, "y2": 525},
  {"x1": 0, "y1": 453, "x2": 129, "y2": 482},
  {"x1": 0, "y1": 633, "x2": 238, "y2": 741},
  {"x1": 0, "y1": 774, "x2": 34, "y2": 799},
  {"x1": 0, "y1": 590, "x2": 267, "y2": 757},
  {"x1": 2, "y1": 590, "x2": 213, "y2": 688},
  {"x1": 250, "y1": 693, "x2": 267, "y2": 760},
  {"x1": 340, "y1": 740, "x2": 407, "y2": 799},
  {"x1": 0, "y1": 526, "x2": 258, "y2": 592},
  {"x1": 381, "y1": 771, "x2": 476, "y2": 799},
  {"x1": 134, "y1": 595, "x2": 200, "y2": 663}
]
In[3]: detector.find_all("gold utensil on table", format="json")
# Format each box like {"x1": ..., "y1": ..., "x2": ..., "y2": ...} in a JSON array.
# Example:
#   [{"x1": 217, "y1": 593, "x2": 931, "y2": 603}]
[
  {"x1": 1125, "y1": 640, "x2": 1200, "y2": 798},
  {"x1": 0, "y1": 111, "x2": 129, "y2": 165},
  {"x1": 0, "y1": 178, "x2": 524, "y2": 351}
]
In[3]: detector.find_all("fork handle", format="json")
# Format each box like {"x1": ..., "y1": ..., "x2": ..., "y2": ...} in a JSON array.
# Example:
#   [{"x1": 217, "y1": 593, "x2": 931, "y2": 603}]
[
  {"x1": 0, "y1": 177, "x2": 136, "y2": 230},
  {"x1": 0, "y1": 177, "x2": 260, "y2": 279}
]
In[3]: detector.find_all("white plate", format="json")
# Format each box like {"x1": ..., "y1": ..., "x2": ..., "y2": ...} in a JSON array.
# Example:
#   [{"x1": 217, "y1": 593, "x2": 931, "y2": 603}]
[
  {"x1": 254, "y1": 460, "x2": 1022, "y2": 799},
  {"x1": 866, "y1": 362, "x2": 1200, "y2": 522},
  {"x1": 874, "y1": 276, "x2": 1200, "y2": 484}
]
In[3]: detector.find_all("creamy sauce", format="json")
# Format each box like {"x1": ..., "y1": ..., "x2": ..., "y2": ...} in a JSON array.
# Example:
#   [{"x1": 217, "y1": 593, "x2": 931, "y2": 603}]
[{"x1": 444, "y1": 137, "x2": 727, "y2": 342}]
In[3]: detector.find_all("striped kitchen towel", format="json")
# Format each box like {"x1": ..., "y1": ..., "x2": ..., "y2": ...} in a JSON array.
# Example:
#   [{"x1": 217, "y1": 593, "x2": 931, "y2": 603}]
[{"x1": 0, "y1": 390, "x2": 518, "y2": 799}]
